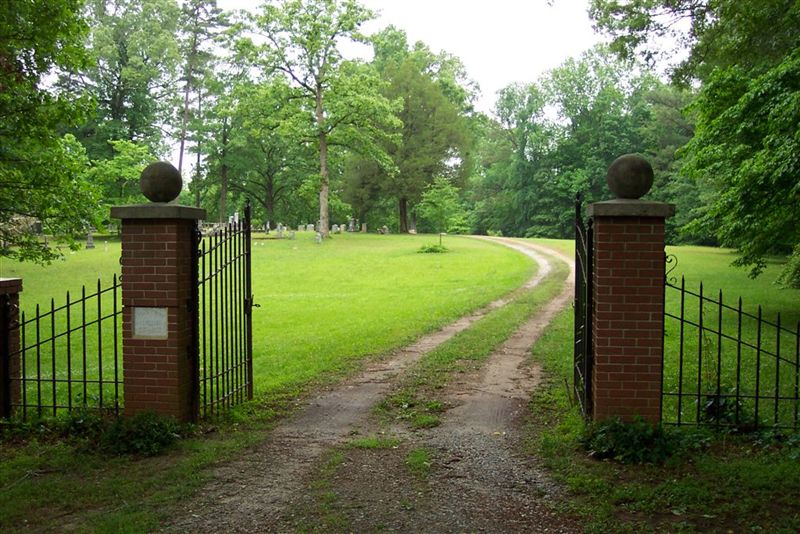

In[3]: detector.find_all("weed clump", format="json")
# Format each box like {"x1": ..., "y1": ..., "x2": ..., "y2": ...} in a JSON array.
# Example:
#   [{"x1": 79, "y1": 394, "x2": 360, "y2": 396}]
[
  {"x1": 101, "y1": 411, "x2": 183, "y2": 456},
  {"x1": 1, "y1": 410, "x2": 186, "y2": 456},
  {"x1": 405, "y1": 448, "x2": 433, "y2": 477},
  {"x1": 418, "y1": 244, "x2": 448, "y2": 254},
  {"x1": 580, "y1": 417, "x2": 706, "y2": 464}
]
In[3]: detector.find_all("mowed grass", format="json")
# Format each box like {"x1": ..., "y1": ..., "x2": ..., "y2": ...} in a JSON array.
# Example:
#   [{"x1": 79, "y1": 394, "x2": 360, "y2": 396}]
[
  {"x1": 0, "y1": 236, "x2": 122, "y2": 303},
  {"x1": 0, "y1": 232, "x2": 535, "y2": 531},
  {"x1": 526, "y1": 240, "x2": 800, "y2": 532},
  {"x1": 663, "y1": 246, "x2": 800, "y2": 427},
  {"x1": 666, "y1": 244, "x2": 800, "y2": 325},
  {"x1": 249, "y1": 232, "x2": 534, "y2": 393},
  {"x1": 0, "y1": 232, "x2": 533, "y2": 413},
  {"x1": 378, "y1": 249, "x2": 569, "y2": 429},
  {"x1": 0, "y1": 237, "x2": 124, "y2": 415}
]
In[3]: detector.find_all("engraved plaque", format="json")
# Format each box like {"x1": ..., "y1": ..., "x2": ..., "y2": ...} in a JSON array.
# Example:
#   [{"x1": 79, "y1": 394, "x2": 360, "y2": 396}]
[{"x1": 133, "y1": 307, "x2": 168, "y2": 339}]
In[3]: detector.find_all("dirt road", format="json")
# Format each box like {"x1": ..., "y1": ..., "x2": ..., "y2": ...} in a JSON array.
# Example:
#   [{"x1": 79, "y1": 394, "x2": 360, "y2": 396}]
[{"x1": 167, "y1": 238, "x2": 579, "y2": 533}]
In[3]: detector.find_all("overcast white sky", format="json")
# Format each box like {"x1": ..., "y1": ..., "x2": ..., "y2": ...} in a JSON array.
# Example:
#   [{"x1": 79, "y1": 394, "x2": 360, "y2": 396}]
[{"x1": 220, "y1": 0, "x2": 602, "y2": 114}]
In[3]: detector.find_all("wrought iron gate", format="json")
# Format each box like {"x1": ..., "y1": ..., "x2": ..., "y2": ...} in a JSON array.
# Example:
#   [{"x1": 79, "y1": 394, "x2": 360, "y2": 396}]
[
  {"x1": 662, "y1": 272, "x2": 800, "y2": 430},
  {"x1": 192, "y1": 202, "x2": 254, "y2": 417},
  {"x1": 574, "y1": 193, "x2": 593, "y2": 418}
]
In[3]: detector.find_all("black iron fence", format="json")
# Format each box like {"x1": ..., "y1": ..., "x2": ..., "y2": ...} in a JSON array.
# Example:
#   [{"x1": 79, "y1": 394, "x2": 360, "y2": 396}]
[
  {"x1": 663, "y1": 275, "x2": 800, "y2": 430},
  {"x1": 574, "y1": 193, "x2": 593, "y2": 418},
  {"x1": 5, "y1": 276, "x2": 123, "y2": 420},
  {"x1": 194, "y1": 203, "x2": 254, "y2": 417}
]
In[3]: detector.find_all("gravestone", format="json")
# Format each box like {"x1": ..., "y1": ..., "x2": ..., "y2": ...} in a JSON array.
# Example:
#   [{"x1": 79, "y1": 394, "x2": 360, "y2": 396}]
[
  {"x1": 86, "y1": 229, "x2": 95, "y2": 249},
  {"x1": 315, "y1": 232, "x2": 322, "y2": 244},
  {"x1": 332, "y1": 224, "x2": 339, "y2": 234},
  {"x1": 348, "y1": 219, "x2": 355, "y2": 232},
  {"x1": 288, "y1": 231, "x2": 296, "y2": 240},
  {"x1": 307, "y1": 223, "x2": 315, "y2": 232}
]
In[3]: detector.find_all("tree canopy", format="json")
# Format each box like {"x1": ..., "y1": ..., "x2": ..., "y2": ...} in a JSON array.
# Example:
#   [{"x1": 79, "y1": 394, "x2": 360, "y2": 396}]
[
  {"x1": 249, "y1": 0, "x2": 399, "y2": 237},
  {"x1": 3, "y1": 0, "x2": 798, "y2": 289},
  {"x1": 0, "y1": 0, "x2": 100, "y2": 263},
  {"x1": 591, "y1": 0, "x2": 800, "y2": 285}
]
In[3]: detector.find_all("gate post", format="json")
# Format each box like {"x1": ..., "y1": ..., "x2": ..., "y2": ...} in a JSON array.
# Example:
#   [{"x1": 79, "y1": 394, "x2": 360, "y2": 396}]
[
  {"x1": 587, "y1": 155, "x2": 674, "y2": 424},
  {"x1": 0, "y1": 278, "x2": 22, "y2": 419},
  {"x1": 111, "y1": 162, "x2": 205, "y2": 422}
]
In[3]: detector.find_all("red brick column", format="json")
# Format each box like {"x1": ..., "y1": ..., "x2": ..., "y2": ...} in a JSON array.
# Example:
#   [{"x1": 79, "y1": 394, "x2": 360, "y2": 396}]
[
  {"x1": 111, "y1": 205, "x2": 205, "y2": 422},
  {"x1": 0, "y1": 278, "x2": 22, "y2": 419},
  {"x1": 588, "y1": 200, "x2": 674, "y2": 423}
]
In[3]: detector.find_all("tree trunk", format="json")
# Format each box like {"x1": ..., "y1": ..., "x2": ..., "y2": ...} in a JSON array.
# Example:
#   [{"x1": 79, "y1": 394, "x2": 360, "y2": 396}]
[
  {"x1": 265, "y1": 176, "x2": 275, "y2": 224},
  {"x1": 219, "y1": 116, "x2": 228, "y2": 222},
  {"x1": 194, "y1": 87, "x2": 203, "y2": 208},
  {"x1": 398, "y1": 197, "x2": 409, "y2": 233},
  {"x1": 178, "y1": 74, "x2": 192, "y2": 173},
  {"x1": 178, "y1": 12, "x2": 200, "y2": 174},
  {"x1": 316, "y1": 87, "x2": 330, "y2": 238}
]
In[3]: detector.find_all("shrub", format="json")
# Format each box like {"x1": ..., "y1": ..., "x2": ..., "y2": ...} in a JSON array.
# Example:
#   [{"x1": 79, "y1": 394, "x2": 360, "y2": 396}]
[
  {"x1": 57, "y1": 408, "x2": 107, "y2": 441},
  {"x1": 100, "y1": 411, "x2": 183, "y2": 456},
  {"x1": 580, "y1": 417, "x2": 678, "y2": 464},
  {"x1": 418, "y1": 244, "x2": 448, "y2": 254},
  {"x1": 699, "y1": 389, "x2": 756, "y2": 430},
  {"x1": 776, "y1": 245, "x2": 800, "y2": 288}
]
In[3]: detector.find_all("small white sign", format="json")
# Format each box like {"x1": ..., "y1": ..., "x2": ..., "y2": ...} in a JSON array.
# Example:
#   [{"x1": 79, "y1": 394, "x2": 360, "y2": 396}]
[{"x1": 133, "y1": 307, "x2": 168, "y2": 339}]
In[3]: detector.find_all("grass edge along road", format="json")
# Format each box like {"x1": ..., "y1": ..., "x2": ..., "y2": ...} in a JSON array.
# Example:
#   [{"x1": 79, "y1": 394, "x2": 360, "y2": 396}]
[
  {"x1": 376, "y1": 243, "x2": 570, "y2": 430},
  {"x1": 284, "y1": 240, "x2": 572, "y2": 531},
  {"x1": 0, "y1": 233, "x2": 536, "y2": 412},
  {"x1": 0, "y1": 233, "x2": 536, "y2": 532},
  {"x1": 527, "y1": 244, "x2": 800, "y2": 533}
]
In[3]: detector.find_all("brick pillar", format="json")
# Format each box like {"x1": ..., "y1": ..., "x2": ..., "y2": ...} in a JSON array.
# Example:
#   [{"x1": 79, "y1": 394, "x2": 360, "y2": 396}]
[
  {"x1": 588, "y1": 200, "x2": 674, "y2": 423},
  {"x1": 0, "y1": 278, "x2": 22, "y2": 419},
  {"x1": 110, "y1": 204, "x2": 205, "y2": 422}
]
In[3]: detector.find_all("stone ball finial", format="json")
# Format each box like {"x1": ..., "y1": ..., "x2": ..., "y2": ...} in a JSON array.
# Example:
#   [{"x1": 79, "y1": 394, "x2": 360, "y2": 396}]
[
  {"x1": 606, "y1": 154, "x2": 654, "y2": 199},
  {"x1": 140, "y1": 161, "x2": 182, "y2": 203}
]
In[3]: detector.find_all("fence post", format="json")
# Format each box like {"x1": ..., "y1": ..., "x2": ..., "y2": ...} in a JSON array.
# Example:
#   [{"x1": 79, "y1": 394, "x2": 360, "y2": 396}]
[
  {"x1": 111, "y1": 162, "x2": 205, "y2": 423},
  {"x1": 587, "y1": 155, "x2": 675, "y2": 424},
  {"x1": 0, "y1": 278, "x2": 22, "y2": 419}
]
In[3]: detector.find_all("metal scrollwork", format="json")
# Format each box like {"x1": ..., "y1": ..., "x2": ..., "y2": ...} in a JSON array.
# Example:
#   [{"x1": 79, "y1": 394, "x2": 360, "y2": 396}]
[{"x1": 665, "y1": 253, "x2": 679, "y2": 285}]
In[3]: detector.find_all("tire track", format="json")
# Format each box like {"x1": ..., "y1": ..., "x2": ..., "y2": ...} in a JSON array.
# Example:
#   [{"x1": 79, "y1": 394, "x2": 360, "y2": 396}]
[
  {"x1": 275, "y1": 239, "x2": 580, "y2": 533},
  {"x1": 165, "y1": 238, "x2": 565, "y2": 532}
]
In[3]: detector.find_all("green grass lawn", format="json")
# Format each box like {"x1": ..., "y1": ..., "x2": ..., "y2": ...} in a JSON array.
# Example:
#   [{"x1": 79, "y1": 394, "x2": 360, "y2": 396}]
[
  {"x1": 527, "y1": 240, "x2": 800, "y2": 533},
  {"x1": 0, "y1": 232, "x2": 534, "y2": 417},
  {"x1": 0, "y1": 232, "x2": 536, "y2": 531},
  {"x1": 4, "y1": 236, "x2": 798, "y2": 532},
  {"x1": 248, "y1": 232, "x2": 534, "y2": 394},
  {"x1": 0, "y1": 235, "x2": 123, "y2": 301},
  {"x1": 0, "y1": 236, "x2": 124, "y2": 417},
  {"x1": 663, "y1": 246, "x2": 800, "y2": 428},
  {"x1": 666, "y1": 244, "x2": 800, "y2": 324}
]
